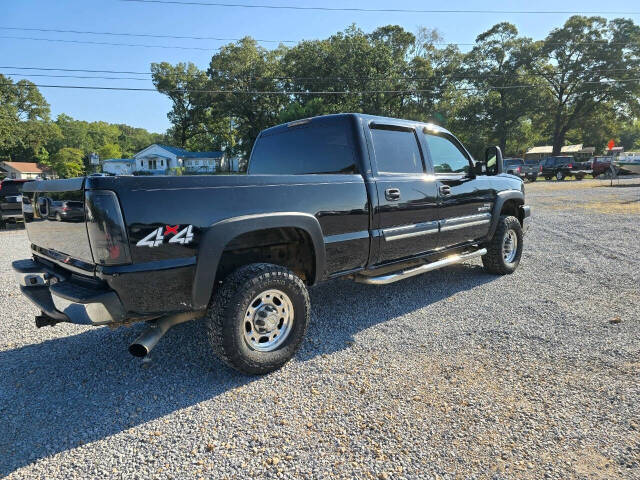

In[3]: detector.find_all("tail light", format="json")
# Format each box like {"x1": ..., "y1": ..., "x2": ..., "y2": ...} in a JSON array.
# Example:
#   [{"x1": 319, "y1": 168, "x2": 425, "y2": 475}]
[
  {"x1": 84, "y1": 190, "x2": 131, "y2": 265},
  {"x1": 568, "y1": 164, "x2": 573, "y2": 168},
  {"x1": 517, "y1": 166, "x2": 522, "y2": 173},
  {"x1": 539, "y1": 165, "x2": 543, "y2": 172}
]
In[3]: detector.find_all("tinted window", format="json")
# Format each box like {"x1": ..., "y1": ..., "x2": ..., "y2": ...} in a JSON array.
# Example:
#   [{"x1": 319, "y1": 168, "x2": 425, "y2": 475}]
[
  {"x1": 249, "y1": 118, "x2": 358, "y2": 174},
  {"x1": 1, "y1": 182, "x2": 25, "y2": 196},
  {"x1": 525, "y1": 159, "x2": 538, "y2": 165},
  {"x1": 425, "y1": 133, "x2": 470, "y2": 174},
  {"x1": 504, "y1": 159, "x2": 523, "y2": 167},
  {"x1": 371, "y1": 127, "x2": 423, "y2": 174}
]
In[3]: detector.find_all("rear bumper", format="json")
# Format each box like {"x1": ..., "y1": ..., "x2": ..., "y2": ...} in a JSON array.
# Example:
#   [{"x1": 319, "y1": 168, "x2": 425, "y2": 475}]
[
  {"x1": 520, "y1": 205, "x2": 532, "y2": 235},
  {"x1": 1, "y1": 211, "x2": 23, "y2": 221},
  {"x1": 12, "y1": 258, "x2": 126, "y2": 325}
]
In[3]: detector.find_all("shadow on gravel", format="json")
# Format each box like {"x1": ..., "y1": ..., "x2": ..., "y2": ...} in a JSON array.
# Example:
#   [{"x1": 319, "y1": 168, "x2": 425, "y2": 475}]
[{"x1": 0, "y1": 263, "x2": 495, "y2": 476}]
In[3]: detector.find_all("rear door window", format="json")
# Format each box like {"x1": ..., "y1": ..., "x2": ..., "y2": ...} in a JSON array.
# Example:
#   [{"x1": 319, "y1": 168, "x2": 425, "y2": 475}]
[{"x1": 371, "y1": 126, "x2": 424, "y2": 174}]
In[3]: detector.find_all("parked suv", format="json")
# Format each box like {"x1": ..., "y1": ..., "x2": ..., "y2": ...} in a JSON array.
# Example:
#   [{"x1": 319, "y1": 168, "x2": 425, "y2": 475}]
[{"x1": 0, "y1": 179, "x2": 30, "y2": 228}]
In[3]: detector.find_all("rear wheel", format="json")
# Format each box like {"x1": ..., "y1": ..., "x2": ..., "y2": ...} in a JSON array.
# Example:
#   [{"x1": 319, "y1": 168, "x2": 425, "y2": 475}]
[
  {"x1": 545, "y1": 176, "x2": 552, "y2": 181},
  {"x1": 482, "y1": 215, "x2": 523, "y2": 275},
  {"x1": 206, "y1": 263, "x2": 310, "y2": 375},
  {"x1": 556, "y1": 171, "x2": 565, "y2": 181}
]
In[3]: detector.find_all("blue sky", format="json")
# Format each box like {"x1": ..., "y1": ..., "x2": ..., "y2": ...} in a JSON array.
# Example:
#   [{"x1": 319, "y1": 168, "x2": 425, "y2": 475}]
[{"x1": 2, "y1": 0, "x2": 639, "y2": 133}]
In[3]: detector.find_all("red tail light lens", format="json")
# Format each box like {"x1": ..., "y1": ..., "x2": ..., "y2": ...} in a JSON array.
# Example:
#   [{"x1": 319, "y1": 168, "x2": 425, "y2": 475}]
[
  {"x1": 84, "y1": 190, "x2": 131, "y2": 265},
  {"x1": 568, "y1": 164, "x2": 573, "y2": 168},
  {"x1": 517, "y1": 166, "x2": 521, "y2": 173},
  {"x1": 539, "y1": 165, "x2": 543, "y2": 172}
]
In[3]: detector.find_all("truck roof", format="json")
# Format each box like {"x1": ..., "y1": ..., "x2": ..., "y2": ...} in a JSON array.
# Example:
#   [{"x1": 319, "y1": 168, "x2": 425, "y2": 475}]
[{"x1": 258, "y1": 113, "x2": 453, "y2": 138}]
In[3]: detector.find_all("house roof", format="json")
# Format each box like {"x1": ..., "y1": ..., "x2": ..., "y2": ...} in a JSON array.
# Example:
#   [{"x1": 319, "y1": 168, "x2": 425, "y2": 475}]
[
  {"x1": 155, "y1": 144, "x2": 223, "y2": 158},
  {"x1": 103, "y1": 158, "x2": 135, "y2": 164},
  {"x1": 0, "y1": 161, "x2": 42, "y2": 173},
  {"x1": 525, "y1": 144, "x2": 595, "y2": 155}
]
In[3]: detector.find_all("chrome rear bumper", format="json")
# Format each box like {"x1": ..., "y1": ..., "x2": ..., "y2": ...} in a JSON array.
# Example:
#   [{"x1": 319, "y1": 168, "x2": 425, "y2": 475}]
[{"x1": 13, "y1": 258, "x2": 126, "y2": 326}]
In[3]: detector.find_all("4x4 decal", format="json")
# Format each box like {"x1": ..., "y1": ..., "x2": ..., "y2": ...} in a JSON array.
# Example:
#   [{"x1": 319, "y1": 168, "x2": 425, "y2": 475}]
[{"x1": 137, "y1": 225, "x2": 194, "y2": 248}]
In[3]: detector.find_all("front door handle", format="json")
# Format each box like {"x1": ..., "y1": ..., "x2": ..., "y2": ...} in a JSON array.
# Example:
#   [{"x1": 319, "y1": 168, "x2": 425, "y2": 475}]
[
  {"x1": 385, "y1": 188, "x2": 401, "y2": 201},
  {"x1": 439, "y1": 185, "x2": 451, "y2": 196}
]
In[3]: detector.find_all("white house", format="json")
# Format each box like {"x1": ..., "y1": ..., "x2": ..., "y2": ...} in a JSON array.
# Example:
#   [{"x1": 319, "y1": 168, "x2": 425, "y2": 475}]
[
  {"x1": 132, "y1": 144, "x2": 225, "y2": 175},
  {"x1": 102, "y1": 158, "x2": 135, "y2": 176},
  {"x1": 0, "y1": 161, "x2": 43, "y2": 179}
]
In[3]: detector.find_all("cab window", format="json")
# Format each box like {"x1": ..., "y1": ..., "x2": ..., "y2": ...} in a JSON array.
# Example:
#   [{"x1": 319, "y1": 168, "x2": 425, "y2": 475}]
[{"x1": 424, "y1": 133, "x2": 471, "y2": 174}]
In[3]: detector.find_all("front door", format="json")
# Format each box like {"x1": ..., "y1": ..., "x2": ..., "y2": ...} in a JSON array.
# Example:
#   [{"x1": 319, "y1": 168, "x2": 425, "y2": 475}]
[
  {"x1": 369, "y1": 124, "x2": 440, "y2": 264},
  {"x1": 422, "y1": 131, "x2": 495, "y2": 247}
]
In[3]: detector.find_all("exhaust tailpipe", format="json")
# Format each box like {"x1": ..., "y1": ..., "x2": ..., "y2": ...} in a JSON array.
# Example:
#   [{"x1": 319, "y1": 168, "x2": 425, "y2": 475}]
[{"x1": 129, "y1": 311, "x2": 204, "y2": 358}]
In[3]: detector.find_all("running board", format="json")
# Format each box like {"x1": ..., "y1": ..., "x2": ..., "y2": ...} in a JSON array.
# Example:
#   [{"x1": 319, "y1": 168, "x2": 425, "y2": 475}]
[{"x1": 354, "y1": 248, "x2": 487, "y2": 285}]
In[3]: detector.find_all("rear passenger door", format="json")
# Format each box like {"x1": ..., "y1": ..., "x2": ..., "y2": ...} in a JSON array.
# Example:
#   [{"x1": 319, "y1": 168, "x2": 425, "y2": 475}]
[
  {"x1": 369, "y1": 123, "x2": 440, "y2": 264},
  {"x1": 422, "y1": 131, "x2": 494, "y2": 247}
]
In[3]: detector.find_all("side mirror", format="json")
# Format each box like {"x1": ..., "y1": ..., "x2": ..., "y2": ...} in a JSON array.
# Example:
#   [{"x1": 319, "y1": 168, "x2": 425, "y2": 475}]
[{"x1": 483, "y1": 146, "x2": 503, "y2": 176}]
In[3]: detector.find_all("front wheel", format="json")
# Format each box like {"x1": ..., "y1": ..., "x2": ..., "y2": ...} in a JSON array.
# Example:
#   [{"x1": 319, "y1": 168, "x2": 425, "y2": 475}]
[
  {"x1": 206, "y1": 263, "x2": 310, "y2": 375},
  {"x1": 482, "y1": 215, "x2": 523, "y2": 275}
]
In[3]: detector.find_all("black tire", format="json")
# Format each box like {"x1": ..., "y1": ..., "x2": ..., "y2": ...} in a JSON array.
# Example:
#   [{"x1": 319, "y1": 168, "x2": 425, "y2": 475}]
[
  {"x1": 205, "y1": 263, "x2": 310, "y2": 375},
  {"x1": 545, "y1": 176, "x2": 551, "y2": 181},
  {"x1": 482, "y1": 215, "x2": 523, "y2": 275},
  {"x1": 575, "y1": 174, "x2": 583, "y2": 181},
  {"x1": 556, "y1": 171, "x2": 565, "y2": 181}
]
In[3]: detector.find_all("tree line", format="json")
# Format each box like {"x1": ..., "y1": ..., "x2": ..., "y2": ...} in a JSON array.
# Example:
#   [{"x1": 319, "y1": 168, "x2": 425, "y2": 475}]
[
  {"x1": 2, "y1": 15, "x2": 640, "y2": 178},
  {"x1": 154, "y1": 15, "x2": 640, "y2": 159},
  {"x1": 0, "y1": 75, "x2": 164, "y2": 176}
]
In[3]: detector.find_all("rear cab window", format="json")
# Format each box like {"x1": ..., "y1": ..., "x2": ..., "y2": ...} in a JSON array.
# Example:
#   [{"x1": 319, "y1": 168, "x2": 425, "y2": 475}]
[{"x1": 249, "y1": 117, "x2": 359, "y2": 174}]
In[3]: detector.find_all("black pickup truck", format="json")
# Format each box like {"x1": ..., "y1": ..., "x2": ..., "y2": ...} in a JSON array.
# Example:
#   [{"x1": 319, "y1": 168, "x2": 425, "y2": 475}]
[
  {"x1": 13, "y1": 114, "x2": 531, "y2": 374},
  {"x1": 0, "y1": 178, "x2": 30, "y2": 228}
]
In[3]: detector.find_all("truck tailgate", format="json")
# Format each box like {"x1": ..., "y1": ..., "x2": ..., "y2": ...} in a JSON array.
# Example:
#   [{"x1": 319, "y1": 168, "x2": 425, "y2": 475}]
[{"x1": 22, "y1": 178, "x2": 94, "y2": 265}]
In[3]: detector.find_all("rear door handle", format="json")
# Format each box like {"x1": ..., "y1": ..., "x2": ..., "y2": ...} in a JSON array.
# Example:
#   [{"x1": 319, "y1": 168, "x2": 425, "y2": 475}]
[
  {"x1": 385, "y1": 188, "x2": 401, "y2": 201},
  {"x1": 439, "y1": 185, "x2": 451, "y2": 195}
]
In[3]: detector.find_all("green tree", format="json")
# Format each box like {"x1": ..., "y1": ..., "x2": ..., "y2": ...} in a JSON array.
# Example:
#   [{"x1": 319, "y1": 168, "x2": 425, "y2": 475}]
[
  {"x1": 534, "y1": 16, "x2": 640, "y2": 154},
  {"x1": 460, "y1": 23, "x2": 543, "y2": 154},
  {"x1": 151, "y1": 62, "x2": 209, "y2": 148},
  {"x1": 207, "y1": 38, "x2": 288, "y2": 155},
  {"x1": 97, "y1": 143, "x2": 122, "y2": 160},
  {"x1": 51, "y1": 147, "x2": 85, "y2": 178}
]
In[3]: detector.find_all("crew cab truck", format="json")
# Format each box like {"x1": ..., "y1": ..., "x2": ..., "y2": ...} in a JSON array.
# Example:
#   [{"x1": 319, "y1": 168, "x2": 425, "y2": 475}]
[
  {"x1": 503, "y1": 158, "x2": 539, "y2": 182},
  {"x1": 540, "y1": 155, "x2": 591, "y2": 181},
  {"x1": 13, "y1": 114, "x2": 531, "y2": 375}
]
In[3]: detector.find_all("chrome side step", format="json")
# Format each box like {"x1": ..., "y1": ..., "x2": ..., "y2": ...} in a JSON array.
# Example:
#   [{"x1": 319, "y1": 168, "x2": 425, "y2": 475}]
[{"x1": 354, "y1": 248, "x2": 487, "y2": 285}]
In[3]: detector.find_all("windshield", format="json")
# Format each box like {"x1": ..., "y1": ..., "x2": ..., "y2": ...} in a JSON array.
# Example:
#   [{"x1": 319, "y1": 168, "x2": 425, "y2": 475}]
[{"x1": 504, "y1": 159, "x2": 523, "y2": 166}]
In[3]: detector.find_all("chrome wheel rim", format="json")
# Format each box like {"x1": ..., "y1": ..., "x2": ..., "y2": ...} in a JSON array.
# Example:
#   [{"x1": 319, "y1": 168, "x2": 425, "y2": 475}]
[
  {"x1": 503, "y1": 229, "x2": 518, "y2": 264},
  {"x1": 243, "y1": 289, "x2": 294, "y2": 352}
]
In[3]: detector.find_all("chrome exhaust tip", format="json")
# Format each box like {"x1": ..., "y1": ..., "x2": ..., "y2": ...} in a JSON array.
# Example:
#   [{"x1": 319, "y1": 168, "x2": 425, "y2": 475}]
[{"x1": 128, "y1": 311, "x2": 204, "y2": 357}]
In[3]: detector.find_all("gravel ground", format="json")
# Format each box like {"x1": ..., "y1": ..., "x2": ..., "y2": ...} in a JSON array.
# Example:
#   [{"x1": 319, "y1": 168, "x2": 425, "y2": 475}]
[{"x1": 1, "y1": 178, "x2": 639, "y2": 479}]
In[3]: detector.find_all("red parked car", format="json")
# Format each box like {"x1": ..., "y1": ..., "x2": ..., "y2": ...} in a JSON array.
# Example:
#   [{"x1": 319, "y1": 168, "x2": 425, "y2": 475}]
[{"x1": 591, "y1": 156, "x2": 613, "y2": 177}]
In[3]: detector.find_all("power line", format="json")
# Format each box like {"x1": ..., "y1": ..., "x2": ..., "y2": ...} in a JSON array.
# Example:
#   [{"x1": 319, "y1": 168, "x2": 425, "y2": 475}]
[
  {"x1": 0, "y1": 35, "x2": 221, "y2": 51},
  {"x1": 0, "y1": 26, "x2": 297, "y2": 44},
  {"x1": 120, "y1": 0, "x2": 640, "y2": 15},
  {"x1": 0, "y1": 26, "x2": 633, "y2": 47},
  {"x1": 2, "y1": 79, "x2": 638, "y2": 94},
  {"x1": 3, "y1": 67, "x2": 639, "y2": 83}
]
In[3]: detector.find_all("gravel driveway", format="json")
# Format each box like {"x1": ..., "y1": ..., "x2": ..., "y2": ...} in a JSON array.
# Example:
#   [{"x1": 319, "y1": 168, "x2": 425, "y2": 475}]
[{"x1": 1, "y1": 178, "x2": 639, "y2": 479}]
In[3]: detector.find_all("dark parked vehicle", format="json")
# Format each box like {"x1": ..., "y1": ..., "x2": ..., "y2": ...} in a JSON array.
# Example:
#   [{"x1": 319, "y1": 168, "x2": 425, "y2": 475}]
[
  {"x1": 591, "y1": 156, "x2": 614, "y2": 177},
  {"x1": 0, "y1": 179, "x2": 30, "y2": 228},
  {"x1": 49, "y1": 200, "x2": 85, "y2": 222},
  {"x1": 504, "y1": 158, "x2": 539, "y2": 182},
  {"x1": 13, "y1": 114, "x2": 531, "y2": 375},
  {"x1": 540, "y1": 156, "x2": 591, "y2": 181}
]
